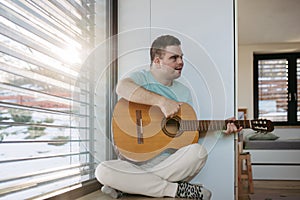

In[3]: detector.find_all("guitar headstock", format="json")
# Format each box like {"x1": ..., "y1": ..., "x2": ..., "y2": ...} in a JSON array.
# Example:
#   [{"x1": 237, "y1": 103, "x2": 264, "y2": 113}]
[{"x1": 250, "y1": 119, "x2": 274, "y2": 132}]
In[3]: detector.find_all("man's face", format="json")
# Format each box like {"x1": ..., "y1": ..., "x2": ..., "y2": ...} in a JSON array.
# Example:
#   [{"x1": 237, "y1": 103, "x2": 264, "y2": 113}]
[{"x1": 158, "y1": 45, "x2": 184, "y2": 80}]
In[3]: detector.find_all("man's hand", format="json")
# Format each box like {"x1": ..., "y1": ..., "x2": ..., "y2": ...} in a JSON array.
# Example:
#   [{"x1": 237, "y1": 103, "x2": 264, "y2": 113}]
[
  {"x1": 158, "y1": 98, "x2": 182, "y2": 118},
  {"x1": 224, "y1": 117, "x2": 243, "y2": 135}
]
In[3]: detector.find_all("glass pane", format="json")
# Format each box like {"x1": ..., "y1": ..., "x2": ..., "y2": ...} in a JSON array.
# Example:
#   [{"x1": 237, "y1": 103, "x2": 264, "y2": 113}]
[
  {"x1": 0, "y1": 0, "x2": 103, "y2": 198},
  {"x1": 258, "y1": 59, "x2": 288, "y2": 121}
]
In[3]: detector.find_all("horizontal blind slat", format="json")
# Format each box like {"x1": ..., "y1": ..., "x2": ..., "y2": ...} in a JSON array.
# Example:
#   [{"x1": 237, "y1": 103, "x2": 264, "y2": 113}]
[
  {"x1": 0, "y1": 82, "x2": 74, "y2": 106},
  {"x1": 0, "y1": 121, "x2": 88, "y2": 129},
  {"x1": 0, "y1": 23, "x2": 82, "y2": 67},
  {"x1": 0, "y1": 102, "x2": 88, "y2": 117},
  {"x1": 0, "y1": 162, "x2": 93, "y2": 183},
  {"x1": 48, "y1": 0, "x2": 91, "y2": 27},
  {"x1": 0, "y1": 151, "x2": 89, "y2": 164},
  {"x1": 0, "y1": 45, "x2": 79, "y2": 79},
  {"x1": 0, "y1": 168, "x2": 90, "y2": 196},
  {"x1": 0, "y1": 140, "x2": 89, "y2": 144},
  {"x1": 0, "y1": 62, "x2": 82, "y2": 94},
  {"x1": 9, "y1": 0, "x2": 88, "y2": 45},
  {"x1": 0, "y1": 4, "x2": 70, "y2": 49}
]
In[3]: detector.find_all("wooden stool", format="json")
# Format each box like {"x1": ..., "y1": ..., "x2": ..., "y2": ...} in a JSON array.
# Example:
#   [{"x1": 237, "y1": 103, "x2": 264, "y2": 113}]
[{"x1": 238, "y1": 152, "x2": 254, "y2": 194}]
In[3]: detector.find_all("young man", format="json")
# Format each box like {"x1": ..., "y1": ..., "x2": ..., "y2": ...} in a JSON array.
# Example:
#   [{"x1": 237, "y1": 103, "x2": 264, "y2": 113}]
[{"x1": 95, "y1": 35, "x2": 241, "y2": 199}]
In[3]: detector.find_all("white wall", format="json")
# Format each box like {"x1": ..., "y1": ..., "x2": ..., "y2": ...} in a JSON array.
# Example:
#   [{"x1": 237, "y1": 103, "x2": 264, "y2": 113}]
[
  {"x1": 118, "y1": 0, "x2": 236, "y2": 199},
  {"x1": 119, "y1": 0, "x2": 236, "y2": 120}
]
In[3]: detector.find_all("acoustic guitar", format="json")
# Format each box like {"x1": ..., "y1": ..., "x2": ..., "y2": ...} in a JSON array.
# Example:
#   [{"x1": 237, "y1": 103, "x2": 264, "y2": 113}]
[{"x1": 112, "y1": 98, "x2": 274, "y2": 162}]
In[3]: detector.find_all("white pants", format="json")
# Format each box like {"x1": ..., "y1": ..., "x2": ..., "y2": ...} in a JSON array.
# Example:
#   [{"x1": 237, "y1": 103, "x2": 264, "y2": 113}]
[{"x1": 95, "y1": 143, "x2": 208, "y2": 197}]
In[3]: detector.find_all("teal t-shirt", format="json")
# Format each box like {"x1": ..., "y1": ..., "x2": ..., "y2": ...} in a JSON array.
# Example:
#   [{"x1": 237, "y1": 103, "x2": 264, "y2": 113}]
[{"x1": 129, "y1": 69, "x2": 193, "y2": 106}]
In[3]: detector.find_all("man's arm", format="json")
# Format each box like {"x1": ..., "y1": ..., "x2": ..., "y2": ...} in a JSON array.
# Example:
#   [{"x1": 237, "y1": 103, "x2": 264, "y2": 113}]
[{"x1": 116, "y1": 77, "x2": 181, "y2": 118}]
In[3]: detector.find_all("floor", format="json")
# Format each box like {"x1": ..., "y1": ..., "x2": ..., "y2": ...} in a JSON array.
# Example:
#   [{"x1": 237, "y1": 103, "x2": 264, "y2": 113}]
[
  {"x1": 239, "y1": 180, "x2": 300, "y2": 200},
  {"x1": 76, "y1": 180, "x2": 300, "y2": 200},
  {"x1": 76, "y1": 191, "x2": 175, "y2": 200}
]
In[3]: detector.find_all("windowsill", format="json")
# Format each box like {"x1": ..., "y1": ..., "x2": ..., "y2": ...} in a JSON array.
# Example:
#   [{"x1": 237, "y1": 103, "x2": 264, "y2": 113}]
[{"x1": 43, "y1": 179, "x2": 101, "y2": 200}]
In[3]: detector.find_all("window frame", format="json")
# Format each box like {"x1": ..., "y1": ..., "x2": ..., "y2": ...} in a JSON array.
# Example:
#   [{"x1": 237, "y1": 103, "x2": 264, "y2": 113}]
[{"x1": 253, "y1": 52, "x2": 300, "y2": 126}]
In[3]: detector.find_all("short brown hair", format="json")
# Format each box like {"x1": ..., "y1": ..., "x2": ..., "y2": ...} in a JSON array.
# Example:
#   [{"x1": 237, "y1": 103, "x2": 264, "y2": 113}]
[{"x1": 150, "y1": 35, "x2": 181, "y2": 65}]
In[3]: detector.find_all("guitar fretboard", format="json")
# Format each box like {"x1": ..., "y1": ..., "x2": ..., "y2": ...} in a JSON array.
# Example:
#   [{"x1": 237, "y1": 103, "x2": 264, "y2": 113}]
[{"x1": 180, "y1": 120, "x2": 251, "y2": 132}]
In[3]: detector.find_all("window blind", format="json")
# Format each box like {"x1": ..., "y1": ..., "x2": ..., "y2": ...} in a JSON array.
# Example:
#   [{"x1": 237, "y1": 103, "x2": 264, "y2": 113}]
[
  {"x1": 0, "y1": 0, "x2": 98, "y2": 199},
  {"x1": 258, "y1": 59, "x2": 289, "y2": 121}
]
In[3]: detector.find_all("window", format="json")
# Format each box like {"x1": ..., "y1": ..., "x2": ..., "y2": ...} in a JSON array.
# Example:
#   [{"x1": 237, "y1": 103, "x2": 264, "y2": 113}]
[
  {"x1": 0, "y1": 0, "x2": 115, "y2": 199},
  {"x1": 254, "y1": 53, "x2": 300, "y2": 125}
]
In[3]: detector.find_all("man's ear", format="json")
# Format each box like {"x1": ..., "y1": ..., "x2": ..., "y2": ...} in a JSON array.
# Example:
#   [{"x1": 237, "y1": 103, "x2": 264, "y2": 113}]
[{"x1": 153, "y1": 57, "x2": 161, "y2": 67}]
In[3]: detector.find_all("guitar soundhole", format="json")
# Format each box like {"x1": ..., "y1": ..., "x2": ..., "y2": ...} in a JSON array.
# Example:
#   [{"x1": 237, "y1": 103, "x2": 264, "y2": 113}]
[{"x1": 163, "y1": 116, "x2": 183, "y2": 138}]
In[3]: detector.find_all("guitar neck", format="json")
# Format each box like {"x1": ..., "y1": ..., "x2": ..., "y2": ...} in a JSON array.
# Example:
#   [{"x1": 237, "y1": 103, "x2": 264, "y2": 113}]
[{"x1": 180, "y1": 120, "x2": 251, "y2": 132}]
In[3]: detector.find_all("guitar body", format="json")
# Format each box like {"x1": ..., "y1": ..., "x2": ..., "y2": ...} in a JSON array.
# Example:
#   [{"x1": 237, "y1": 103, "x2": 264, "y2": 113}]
[{"x1": 112, "y1": 98, "x2": 199, "y2": 162}]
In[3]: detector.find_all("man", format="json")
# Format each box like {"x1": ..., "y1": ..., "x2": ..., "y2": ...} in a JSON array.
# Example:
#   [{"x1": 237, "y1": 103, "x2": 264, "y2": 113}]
[{"x1": 95, "y1": 35, "x2": 241, "y2": 199}]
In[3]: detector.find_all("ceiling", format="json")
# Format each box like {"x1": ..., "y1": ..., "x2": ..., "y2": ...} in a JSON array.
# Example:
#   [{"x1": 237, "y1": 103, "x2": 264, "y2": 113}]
[{"x1": 237, "y1": 0, "x2": 300, "y2": 45}]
